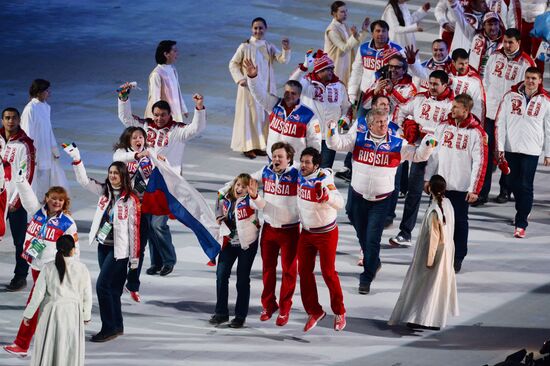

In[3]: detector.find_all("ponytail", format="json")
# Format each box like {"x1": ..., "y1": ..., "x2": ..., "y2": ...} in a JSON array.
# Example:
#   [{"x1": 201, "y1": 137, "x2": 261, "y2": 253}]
[
  {"x1": 428, "y1": 174, "x2": 447, "y2": 225},
  {"x1": 388, "y1": 0, "x2": 405, "y2": 26},
  {"x1": 55, "y1": 235, "x2": 76, "y2": 283},
  {"x1": 434, "y1": 192, "x2": 446, "y2": 225}
]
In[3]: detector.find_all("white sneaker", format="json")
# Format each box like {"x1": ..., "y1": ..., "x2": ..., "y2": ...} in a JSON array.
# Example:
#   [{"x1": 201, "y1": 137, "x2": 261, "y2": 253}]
[{"x1": 389, "y1": 235, "x2": 411, "y2": 247}]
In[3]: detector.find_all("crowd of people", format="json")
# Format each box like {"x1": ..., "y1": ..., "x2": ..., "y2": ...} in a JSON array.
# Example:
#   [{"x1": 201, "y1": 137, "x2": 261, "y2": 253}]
[{"x1": 1, "y1": 0, "x2": 549, "y2": 363}]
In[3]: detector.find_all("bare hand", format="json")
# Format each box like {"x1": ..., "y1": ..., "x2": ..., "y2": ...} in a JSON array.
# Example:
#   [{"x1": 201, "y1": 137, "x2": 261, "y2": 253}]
[
  {"x1": 404, "y1": 45, "x2": 419, "y2": 63},
  {"x1": 374, "y1": 79, "x2": 389, "y2": 94},
  {"x1": 423, "y1": 181, "x2": 430, "y2": 194},
  {"x1": 362, "y1": 17, "x2": 371, "y2": 32},
  {"x1": 422, "y1": 2, "x2": 431, "y2": 11},
  {"x1": 23, "y1": 318, "x2": 30, "y2": 326},
  {"x1": 544, "y1": 157, "x2": 550, "y2": 166},
  {"x1": 192, "y1": 93, "x2": 204, "y2": 109},
  {"x1": 243, "y1": 59, "x2": 258, "y2": 78},
  {"x1": 442, "y1": 22, "x2": 455, "y2": 32},
  {"x1": 238, "y1": 79, "x2": 247, "y2": 87},
  {"x1": 350, "y1": 25, "x2": 358, "y2": 37},
  {"x1": 466, "y1": 192, "x2": 478, "y2": 203},
  {"x1": 248, "y1": 179, "x2": 259, "y2": 198},
  {"x1": 416, "y1": 26, "x2": 424, "y2": 32},
  {"x1": 281, "y1": 38, "x2": 290, "y2": 50},
  {"x1": 136, "y1": 150, "x2": 150, "y2": 159}
]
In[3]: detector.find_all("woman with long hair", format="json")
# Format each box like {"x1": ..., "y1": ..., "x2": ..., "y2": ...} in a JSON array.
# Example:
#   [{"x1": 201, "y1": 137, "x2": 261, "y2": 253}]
[
  {"x1": 64, "y1": 143, "x2": 141, "y2": 342},
  {"x1": 388, "y1": 175, "x2": 458, "y2": 330},
  {"x1": 381, "y1": 0, "x2": 431, "y2": 48},
  {"x1": 22, "y1": 235, "x2": 92, "y2": 366},
  {"x1": 113, "y1": 126, "x2": 153, "y2": 303},
  {"x1": 3, "y1": 168, "x2": 78, "y2": 358},
  {"x1": 229, "y1": 17, "x2": 291, "y2": 159}
]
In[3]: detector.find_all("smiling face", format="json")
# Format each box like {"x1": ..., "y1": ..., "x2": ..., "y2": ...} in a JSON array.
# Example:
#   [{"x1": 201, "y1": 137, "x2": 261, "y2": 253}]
[
  {"x1": 368, "y1": 114, "x2": 389, "y2": 136},
  {"x1": 432, "y1": 41, "x2": 448, "y2": 62},
  {"x1": 271, "y1": 148, "x2": 290, "y2": 173},
  {"x1": 45, "y1": 192, "x2": 65, "y2": 214},
  {"x1": 152, "y1": 107, "x2": 172, "y2": 128},
  {"x1": 108, "y1": 166, "x2": 122, "y2": 188},
  {"x1": 233, "y1": 178, "x2": 249, "y2": 198},
  {"x1": 2, "y1": 110, "x2": 20, "y2": 134},
  {"x1": 251, "y1": 20, "x2": 266, "y2": 40},
  {"x1": 388, "y1": 59, "x2": 405, "y2": 81},
  {"x1": 130, "y1": 130, "x2": 146, "y2": 151}
]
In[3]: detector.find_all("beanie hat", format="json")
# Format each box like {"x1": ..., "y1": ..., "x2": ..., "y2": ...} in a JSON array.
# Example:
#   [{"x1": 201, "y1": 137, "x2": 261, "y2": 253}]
[{"x1": 313, "y1": 50, "x2": 334, "y2": 73}]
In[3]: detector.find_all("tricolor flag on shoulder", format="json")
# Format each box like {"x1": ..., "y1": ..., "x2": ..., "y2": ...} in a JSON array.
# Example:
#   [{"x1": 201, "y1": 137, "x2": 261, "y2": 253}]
[{"x1": 142, "y1": 156, "x2": 228, "y2": 261}]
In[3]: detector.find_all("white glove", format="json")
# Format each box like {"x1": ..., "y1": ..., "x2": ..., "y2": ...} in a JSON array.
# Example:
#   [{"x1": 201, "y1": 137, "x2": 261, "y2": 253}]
[
  {"x1": 62, "y1": 143, "x2": 81, "y2": 162},
  {"x1": 129, "y1": 258, "x2": 139, "y2": 270},
  {"x1": 304, "y1": 49, "x2": 314, "y2": 70}
]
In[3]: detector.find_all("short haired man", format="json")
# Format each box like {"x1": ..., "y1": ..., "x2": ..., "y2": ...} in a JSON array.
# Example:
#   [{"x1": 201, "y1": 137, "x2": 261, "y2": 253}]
[
  {"x1": 425, "y1": 94, "x2": 488, "y2": 272},
  {"x1": 469, "y1": 12, "x2": 506, "y2": 77},
  {"x1": 245, "y1": 59, "x2": 322, "y2": 162},
  {"x1": 480, "y1": 27, "x2": 535, "y2": 204},
  {"x1": 405, "y1": 39, "x2": 452, "y2": 92},
  {"x1": 389, "y1": 70, "x2": 454, "y2": 247},
  {"x1": 290, "y1": 50, "x2": 351, "y2": 168},
  {"x1": 495, "y1": 67, "x2": 550, "y2": 238},
  {"x1": 327, "y1": 108, "x2": 436, "y2": 294},
  {"x1": 0, "y1": 107, "x2": 36, "y2": 291},
  {"x1": 247, "y1": 142, "x2": 300, "y2": 326},
  {"x1": 296, "y1": 147, "x2": 346, "y2": 332},
  {"x1": 119, "y1": 89, "x2": 207, "y2": 277},
  {"x1": 145, "y1": 40, "x2": 188, "y2": 123}
]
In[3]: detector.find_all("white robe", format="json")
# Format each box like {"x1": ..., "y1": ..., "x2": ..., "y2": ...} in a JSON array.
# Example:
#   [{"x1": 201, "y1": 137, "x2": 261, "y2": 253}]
[
  {"x1": 229, "y1": 37, "x2": 290, "y2": 152},
  {"x1": 145, "y1": 64, "x2": 188, "y2": 122},
  {"x1": 388, "y1": 198, "x2": 459, "y2": 328},
  {"x1": 20, "y1": 98, "x2": 68, "y2": 199},
  {"x1": 382, "y1": 3, "x2": 428, "y2": 48},
  {"x1": 23, "y1": 258, "x2": 92, "y2": 366}
]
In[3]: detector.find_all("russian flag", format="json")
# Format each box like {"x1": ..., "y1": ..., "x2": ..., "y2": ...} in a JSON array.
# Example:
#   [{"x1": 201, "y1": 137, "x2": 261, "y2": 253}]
[{"x1": 142, "y1": 156, "x2": 226, "y2": 261}]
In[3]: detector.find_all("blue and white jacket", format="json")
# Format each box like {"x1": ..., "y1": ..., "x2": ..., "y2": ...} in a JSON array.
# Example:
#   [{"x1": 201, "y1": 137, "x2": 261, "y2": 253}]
[{"x1": 216, "y1": 193, "x2": 259, "y2": 250}]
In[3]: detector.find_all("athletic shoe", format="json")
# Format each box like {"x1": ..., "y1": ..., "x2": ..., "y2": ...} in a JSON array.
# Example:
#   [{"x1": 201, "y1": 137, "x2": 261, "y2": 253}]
[
  {"x1": 358, "y1": 283, "x2": 370, "y2": 295},
  {"x1": 206, "y1": 259, "x2": 216, "y2": 266},
  {"x1": 209, "y1": 314, "x2": 229, "y2": 325},
  {"x1": 228, "y1": 317, "x2": 245, "y2": 328},
  {"x1": 243, "y1": 150, "x2": 256, "y2": 159},
  {"x1": 129, "y1": 290, "x2": 141, "y2": 303},
  {"x1": 159, "y1": 265, "x2": 174, "y2": 276},
  {"x1": 115, "y1": 327, "x2": 124, "y2": 336},
  {"x1": 259, "y1": 307, "x2": 277, "y2": 321},
  {"x1": 3, "y1": 344, "x2": 28, "y2": 357},
  {"x1": 454, "y1": 260, "x2": 462, "y2": 273},
  {"x1": 494, "y1": 193, "x2": 509, "y2": 204},
  {"x1": 470, "y1": 197, "x2": 487, "y2": 207},
  {"x1": 389, "y1": 235, "x2": 411, "y2": 248},
  {"x1": 334, "y1": 314, "x2": 346, "y2": 331},
  {"x1": 303, "y1": 311, "x2": 326, "y2": 332},
  {"x1": 145, "y1": 266, "x2": 161, "y2": 275},
  {"x1": 514, "y1": 227, "x2": 526, "y2": 238},
  {"x1": 6, "y1": 278, "x2": 27, "y2": 292},
  {"x1": 275, "y1": 313, "x2": 289, "y2": 326},
  {"x1": 334, "y1": 169, "x2": 351, "y2": 182},
  {"x1": 90, "y1": 331, "x2": 118, "y2": 342}
]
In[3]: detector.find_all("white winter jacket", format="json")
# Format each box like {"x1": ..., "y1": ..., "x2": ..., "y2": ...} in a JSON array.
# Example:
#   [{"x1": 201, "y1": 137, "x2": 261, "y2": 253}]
[
  {"x1": 216, "y1": 193, "x2": 260, "y2": 249},
  {"x1": 449, "y1": 65, "x2": 487, "y2": 124},
  {"x1": 519, "y1": 0, "x2": 548, "y2": 23}
]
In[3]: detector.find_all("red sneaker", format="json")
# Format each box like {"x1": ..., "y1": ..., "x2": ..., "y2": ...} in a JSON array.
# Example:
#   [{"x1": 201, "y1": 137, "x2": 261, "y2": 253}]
[
  {"x1": 260, "y1": 308, "x2": 276, "y2": 321},
  {"x1": 3, "y1": 344, "x2": 28, "y2": 357},
  {"x1": 334, "y1": 313, "x2": 346, "y2": 331},
  {"x1": 275, "y1": 313, "x2": 289, "y2": 326},
  {"x1": 206, "y1": 260, "x2": 216, "y2": 266},
  {"x1": 514, "y1": 227, "x2": 526, "y2": 238},
  {"x1": 129, "y1": 291, "x2": 141, "y2": 303},
  {"x1": 303, "y1": 311, "x2": 326, "y2": 332}
]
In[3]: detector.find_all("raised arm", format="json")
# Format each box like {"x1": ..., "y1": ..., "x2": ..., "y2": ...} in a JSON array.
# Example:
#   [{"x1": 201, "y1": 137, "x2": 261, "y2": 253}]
[
  {"x1": 270, "y1": 39, "x2": 291, "y2": 64},
  {"x1": 63, "y1": 143, "x2": 103, "y2": 196},
  {"x1": 171, "y1": 94, "x2": 207, "y2": 142},
  {"x1": 245, "y1": 59, "x2": 280, "y2": 112},
  {"x1": 325, "y1": 120, "x2": 356, "y2": 152}
]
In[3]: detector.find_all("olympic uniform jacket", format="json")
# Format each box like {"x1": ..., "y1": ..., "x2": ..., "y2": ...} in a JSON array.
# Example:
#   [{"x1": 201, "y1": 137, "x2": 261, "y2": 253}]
[
  {"x1": 486, "y1": 0, "x2": 521, "y2": 28},
  {"x1": 72, "y1": 161, "x2": 140, "y2": 262},
  {"x1": 425, "y1": 113, "x2": 488, "y2": 194},
  {"x1": 362, "y1": 74, "x2": 417, "y2": 121},
  {"x1": 0, "y1": 165, "x2": 7, "y2": 237},
  {"x1": 483, "y1": 49, "x2": 536, "y2": 119},
  {"x1": 348, "y1": 39, "x2": 405, "y2": 103},
  {"x1": 16, "y1": 178, "x2": 79, "y2": 271},
  {"x1": 216, "y1": 193, "x2": 259, "y2": 249},
  {"x1": 495, "y1": 83, "x2": 550, "y2": 157},
  {"x1": 248, "y1": 75, "x2": 322, "y2": 160},
  {"x1": 0, "y1": 128, "x2": 35, "y2": 210},
  {"x1": 118, "y1": 97, "x2": 206, "y2": 170},
  {"x1": 448, "y1": 0, "x2": 485, "y2": 51},
  {"x1": 289, "y1": 67, "x2": 351, "y2": 139},
  {"x1": 470, "y1": 32, "x2": 504, "y2": 78},
  {"x1": 408, "y1": 56, "x2": 452, "y2": 92},
  {"x1": 251, "y1": 165, "x2": 300, "y2": 228},
  {"x1": 297, "y1": 168, "x2": 343, "y2": 232},
  {"x1": 396, "y1": 88, "x2": 454, "y2": 141},
  {"x1": 519, "y1": 0, "x2": 548, "y2": 22},
  {"x1": 113, "y1": 148, "x2": 154, "y2": 199},
  {"x1": 449, "y1": 65, "x2": 487, "y2": 124},
  {"x1": 145, "y1": 64, "x2": 188, "y2": 123},
  {"x1": 327, "y1": 117, "x2": 435, "y2": 201}
]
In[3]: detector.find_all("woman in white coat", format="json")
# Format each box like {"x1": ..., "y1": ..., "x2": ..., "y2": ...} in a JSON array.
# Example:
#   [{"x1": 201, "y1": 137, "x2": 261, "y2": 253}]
[
  {"x1": 23, "y1": 235, "x2": 92, "y2": 366},
  {"x1": 229, "y1": 17, "x2": 291, "y2": 159},
  {"x1": 324, "y1": 1, "x2": 370, "y2": 87},
  {"x1": 20, "y1": 79, "x2": 68, "y2": 199},
  {"x1": 381, "y1": 0, "x2": 431, "y2": 48},
  {"x1": 388, "y1": 174, "x2": 458, "y2": 330}
]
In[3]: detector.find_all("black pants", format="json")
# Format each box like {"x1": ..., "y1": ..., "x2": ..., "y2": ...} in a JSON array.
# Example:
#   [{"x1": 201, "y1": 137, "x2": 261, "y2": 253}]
[
  {"x1": 506, "y1": 152, "x2": 539, "y2": 229},
  {"x1": 446, "y1": 190, "x2": 469, "y2": 263},
  {"x1": 8, "y1": 206, "x2": 28, "y2": 280}
]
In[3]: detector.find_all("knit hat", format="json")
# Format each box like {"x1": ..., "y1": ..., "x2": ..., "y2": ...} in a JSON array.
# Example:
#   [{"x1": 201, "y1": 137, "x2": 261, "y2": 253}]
[
  {"x1": 313, "y1": 50, "x2": 334, "y2": 73},
  {"x1": 482, "y1": 12, "x2": 500, "y2": 24}
]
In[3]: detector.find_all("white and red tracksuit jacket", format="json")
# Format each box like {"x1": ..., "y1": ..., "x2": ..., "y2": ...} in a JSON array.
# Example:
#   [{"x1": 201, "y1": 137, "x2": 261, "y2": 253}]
[
  {"x1": 326, "y1": 117, "x2": 435, "y2": 201},
  {"x1": 0, "y1": 128, "x2": 35, "y2": 210},
  {"x1": 483, "y1": 49, "x2": 536, "y2": 119},
  {"x1": 16, "y1": 178, "x2": 79, "y2": 271},
  {"x1": 408, "y1": 56, "x2": 452, "y2": 92},
  {"x1": 495, "y1": 82, "x2": 550, "y2": 157},
  {"x1": 289, "y1": 66, "x2": 351, "y2": 139},
  {"x1": 362, "y1": 74, "x2": 417, "y2": 121},
  {"x1": 348, "y1": 39, "x2": 405, "y2": 104},
  {"x1": 216, "y1": 193, "x2": 259, "y2": 249},
  {"x1": 73, "y1": 161, "x2": 140, "y2": 262},
  {"x1": 248, "y1": 75, "x2": 322, "y2": 160},
  {"x1": 425, "y1": 113, "x2": 488, "y2": 194},
  {"x1": 519, "y1": 0, "x2": 548, "y2": 23},
  {"x1": 486, "y1": 0, "x2": 521, "y2": 28},
  {"x1": 470, "y1": 32, "x2": 504, "y2": 78},
  {"x1": 297, "y1": 168, "x2": 343, "y2": 232},
  {"x1": 118, "y1": 98, "x2": 206, "y2": 170},
  {"x1": 396, "y1": 88, "x2": 454, "y2": 143},
  {"x1": 449, "y1": 65, "x2": 487, "y2": 124},
  {"x1": 448, "y1": 0, "x2": 485, "y2": 51},
  {"x1": 251, "y1": 165, "x2": 300, "y2": 228}
]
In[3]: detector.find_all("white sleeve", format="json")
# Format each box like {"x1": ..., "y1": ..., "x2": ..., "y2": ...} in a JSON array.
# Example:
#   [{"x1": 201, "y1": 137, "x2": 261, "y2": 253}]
[
  {"x1": 23, "y1": 267, "x2": 47, "y2": 319},
  {"x1": 326, "y1": 121, "x2": 356, "y2": 152},
  {"x1": 408, "y1": 59, "x2": 430, "y2": 81},
  {"x1": 468, "y1": 129, "x2": 487, "y2": 194},
  {"x1": 306, "y1": 117, "x2": 322, "y2": 152},
  {"x1": 15, "y1": 179, "x2": 42, "y2": 214},
  {"x1": 323, "y1": 172, "x2": 344, "y2": 210},
  {"x1": 348, "y1": 48, "x2": 364, "y2": 103},
  {"x1": 270, "y1": 43, "x2": 291, "y2": 65},
  {"x1": 20, "y1": 105, "x2": 35, "y2": 140},
  {"x1": 72, "y1": 161, "x2": 104, "y2": 196},
  {"x1": 81, "y1": 266, "x2": 93, "y2": 322},
  {"x1": 326, "y1": 28, "x2": 361, "y2": 53},
  {"x1": 396, "y1": 98, "x2": 416, "y2": 126},
  {"x1": 171, "y1": 108, "x2": 206, "y2": 142},
  {"x1": 148, "y1": 71, "x2": 162, "y2": 106},
  {"x1": 449, "y1": 0, "x2": 476, "y2": 41},
  {"x1": 382, "y1": 6, "x2": 419, "y2": 34},
  {"x1": 434, "y1": 0, "x2": 450, "y2": 26},
  {"x1": 544, "y1": 101, "x2": 550, "y2": 158},
  {"x1": 410, "y1": 6, "x2": 429, "y2": 24},
  {"x1": 401, "y1": 134, "x2": 436, "y2": 162},
  {"x1": 229, "y1": 44, "x2": 246, "y2": 84},
  {"x1": 118, "y1": 98, "x2": 142, "y2": 127},
  {"x1": 495, "y1": 97, "x2": 508, "y2": 152},
  {"x1": 113, "y1": 148, "x2": 137, "y2": 163},
  {"x1": 247, "y1": 75, "x2": 280, "y2": 113}
]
